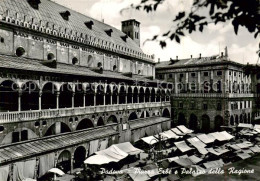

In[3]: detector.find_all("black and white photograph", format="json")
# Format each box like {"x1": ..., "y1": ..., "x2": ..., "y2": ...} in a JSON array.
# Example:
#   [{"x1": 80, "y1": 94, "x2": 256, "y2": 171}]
[{"x1": 0, "y1": 0, "x2": 259, "y2": 180}]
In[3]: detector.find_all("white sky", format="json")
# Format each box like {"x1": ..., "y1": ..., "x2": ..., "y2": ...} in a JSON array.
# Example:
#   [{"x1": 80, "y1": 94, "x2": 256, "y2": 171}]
[{"x1": 54, "y1": 0, "x2": 259, "y2": 64}]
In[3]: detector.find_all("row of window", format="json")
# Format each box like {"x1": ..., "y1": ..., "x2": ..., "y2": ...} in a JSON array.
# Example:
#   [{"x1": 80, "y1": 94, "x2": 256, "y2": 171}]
[
  {"x1": 159, "y1": 71, "x2": 223, "y2": 79},
  {"x1": 178, "y1": 102, "x2": 222, "y2": 111},
  {"x1": 231, "y1": 101, "x2": 251, "y2": 110}
]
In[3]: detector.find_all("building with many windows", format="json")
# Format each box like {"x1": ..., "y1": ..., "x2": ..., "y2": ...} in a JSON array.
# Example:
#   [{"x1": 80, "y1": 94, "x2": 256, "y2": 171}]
[
  {"x1": 0, "y1": 0, "x2": 173, "y2": 179},
  {"x1": 156, "y1": 52, "x2": 256, "y2": 132}
]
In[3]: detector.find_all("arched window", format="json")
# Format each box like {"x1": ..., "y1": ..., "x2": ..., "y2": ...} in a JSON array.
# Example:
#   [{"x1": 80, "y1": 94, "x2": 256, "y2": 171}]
[
  {"x1": 72, "y1": 57, "x2": 78, "y2": 65},
  {"x1": 47, "y1": 53, "x2": 55, "y2": 60},
  {"x1": 16, "y1": 47, "x2": 25, "y2": 57},
  {"x1": 97, "y1": 62, "x2": 102, "y2": 68}
]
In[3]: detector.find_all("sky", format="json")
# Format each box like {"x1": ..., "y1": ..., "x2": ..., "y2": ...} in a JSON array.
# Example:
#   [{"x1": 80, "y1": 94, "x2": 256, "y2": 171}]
[{"x1": 54, "y1": 0, "x2": 259, "y2": 64}]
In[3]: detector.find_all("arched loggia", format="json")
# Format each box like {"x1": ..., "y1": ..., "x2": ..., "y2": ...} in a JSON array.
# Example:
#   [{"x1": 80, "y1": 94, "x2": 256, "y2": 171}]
[
  {"x1": 44, "y1": 122, "x2": 71, "y2": 137},
  {"x1": 201, "y1": 114, "x2": 210, "y2": 133},
  {"x1": 162, "y1": 108, "x2": 170, "y2": 118},
  {"x1": 178, "y1": 113, "x2": 186, "y2": 126},
  {"x1": 74, "y1": 84, "x2": 84, "y2": 107},
  {"x1": 42, "y1": 82, "x2": 57, "y2": 109},
  {"x1": 97, "y1": 117, "x2": 105, "y2": 126},
  {"x1": 119, "y1": 86, "x2": 126, "y2": 104},
  {"x1": 96, "y1": 85, "x2": 104, "y2": 106},
  {"x1": 105, "y1": 85, "x2": 112, "y2": 105},
  {"x1": 74, "y1": 146, "x2": 86, "y2": 168},
  {"x1": 112, "y1": 85, "x2": 118, "y2": 104},
  {"x1": 145, "y1": 88, "x2": 150, "y2": 102},
  {"x1": 139, "y1": 87, "x2": 145, "y2": 103},
  {"x1": 127, "y1": 87, "x2": 132, "y2": 104},
  {"x1": 189, "y1": 114, "x2": 198, "y2": 131},
  {"x1": 129, "y1": 112, "x2": 138, "y2": 121},
  {"x1": 215, "y1": 115, "x2": 224, "y2": 131},
  {"x1": 21, "y1": 81, "x2": 39, "y2": 111},
  {"x1": 107, "y1": 115, "x2": 118, "y2": 124},
  {"x1": 57, "y1": 150, "x2": 71, "y2": 173},
  {"x1": 133, "y1": 87, "x2": 138, "y2": 103},
  {"x1": 151, "y1": 88, "x2": 155, "y2": 102},
  {"x1": 59, "y1": 83, "x2": 73, "y2": 108},
  {"x1": 0, "y1": 80, "x2": 19, "y2": 111},
  {"x1": 156, "y1": 89, "x2": 161, "y2": 102},
  {"x1": 85, "y1": 84, "x2": 94, "y2": 106}
]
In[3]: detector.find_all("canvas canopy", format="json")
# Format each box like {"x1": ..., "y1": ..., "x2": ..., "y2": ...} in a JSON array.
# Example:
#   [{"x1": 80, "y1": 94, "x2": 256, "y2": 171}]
[
  {"x1": 250, "y1": 145, "x2": 260, "y2": 153},
  {"x1": 171, "y1": 128, "x2": 186, "y2": 136},
  {"x1": 197, "y1": 134, "x2": 215, "y2": 144},
  {"x1": 209, "y1": 132, "x2": 227, "y2": 141},
  {"x1": 220, "y1": 131, "x2": 234, "y2": 140},
  {"x1": 236, "y1": 141, "x2": 253, "y2": 149},
  {"x1": 141, "y1": 136, "x2": 158, "y2": 145},
  {"x1": 238, "y1": 123, "x2": 253, "y2": 128},
  {"x1": 187, "y1": 137, "x2": 208, "y2": 154},
  {"x1": 160, "y1": 130, "x2": 180, "y2": 139},
  {"x1": 113, "y1": 142, "x2": 143, "y2": 155},
  {"x1": 84, "y1": 155, "x2": 117, "y2": 165},
  {"x1": 189, "y1": 155, "x2": 203, "y2": 164},
  {"x1": 207, "y1": 147, "x2": 229, "y2": 156},
  {"x1": 172, "y1": 157, "x2": 194, "y2": 167},
  {"x1": 174, "y1": 141, "x2": 193, "y2": 152},
  {"x1": 177, "y1": 125, "x2": 193, "y2": 134},
  {"x1": 254, "y1": 124, "x2": 260, "y2": 129},
  {"x1": 203, "y1": 159, "x2": 224, "y2": 169},
  {"x1": 237, "y1": 152, "x2": 251, "y2": 160}
]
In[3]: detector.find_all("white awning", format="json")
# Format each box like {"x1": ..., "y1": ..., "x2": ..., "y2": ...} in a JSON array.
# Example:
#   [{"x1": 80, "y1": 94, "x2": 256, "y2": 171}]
[
  {"x1": 189, "y1": 155, "x2": 203, "y2": 164},
  {"x1": 254, "y1": 124, "x2": 260, "y2": 129},
  {"x1": 220, "y1": 131, "x2": 234, "y2": 140},
  {"x1": 209, "y1": 132, "x2": 227, "y2": 141},
  {"x1": 96, "y1": 145, "x2": 128, "y2": 161},
  {"x1": 207, "y1": 147, "x2": 229, "y2": 156},
  {"x1": 177, "y1": 125, "x2": 193, "y2": 134},
  {"x1": 84, "y1": 155, "x2": 117, "y2": 165},
  {"x1": 160, "y1": 130, "x2": 180, "y2": 139},
  {"x1": 187, "y1": 137, "x2": 208, "y2": 154},
  {"x1": 237, "y1": 152, "x2": 251, "y2": 160},
  {"x1": 141, "y1": 136, "x2": 158, "y2": 145},
  {"x1": 203, "y1": 159, "x2": 224, "y2": 169},
  {"x1": 171, "y1": 128, "x2": 186, "y2": 136},
  {"x1": 238, "y1": 123, "x2": 253, "y2": 128},
  {"x1": 174, "y1": 141, "x2": 193, "y2": 152},
  {"x1": 197, "y1": 134, "x2": 215, "y2": 144},
  {"x1": 114, "y1": 142, "x2": 143, "y2": 155}
]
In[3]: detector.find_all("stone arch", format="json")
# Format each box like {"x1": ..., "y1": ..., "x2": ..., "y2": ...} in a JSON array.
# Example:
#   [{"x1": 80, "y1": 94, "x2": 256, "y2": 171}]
[
  {"x1": 127, "y1": 87, "x2": 132, "y2": 104},
  {"x1": 44, "y1": 122, "x2": 71, "y2": 137},
  {"x1": 97, "y1": 117, "x2": 105, "y2": 126},
  {"x1": 140, "y1": 111, "x2": 150, "y2": 118},
  {"x1": 0, "y1": 80, "x2": 19, "y2": 111},
  {"x1": 119, "y1": 86, "x2": 126, "y2": 104},
  {"x1": 189, "y1": 114, "x2": 198, "y2": 131},
  {"x1": 96, "y1": 84, "x2": 104, "y2": 105},
  {"x1": 1, "y1": 128, "x2": 38, "y2": 144},
  {"x1": 235, "y1": 115, "x2": 239, "y2": 125},
  {"x1": 42, "y1": 82, "x2": 57, "y2": 109},
  {"x1": 59, "y1": 83, "x2": 73, "y2": 108},
  {"x1": 177, "y1": 113, "x2": 186, "y2": 126},
  {"x1": 139, "y1": 87, "x2": 145, "y2": 103},
  {"x1": 107, "y1": 115, "x2": 118, "y2": 124},
  {"x1": 74, "y1": 84, "x2": 84, "y2": 107},
  {"x1": 201, "y1": 114, "x2": 210, "y2": 133},
  {"x1": 145, "y1": 88, "x2": 150, "y2": 102},
  {"x1": 57, "y1": 150, "x2": 71, "y2": 173},
  {"x1": 162, "y1": 108, "x2": 170, "y2": 118},
  {"x1": 133, "y1": 87, "x2": 138, "y2": 103},
  {"x1": 129, "y1": 112, "x2": 138, "y2": 121},
  {"x1": 215, "y1": 115, "x2": 224, "y2": 131},
  {"x1": 21, "y1": 81, "x2": 40, "y2": 111},
  {"x1": 76, "y1": 118, "x2": 94, "y2": 130},
  {"x1": 73, "y1": 146, "x2": 86, "y2": 168}
]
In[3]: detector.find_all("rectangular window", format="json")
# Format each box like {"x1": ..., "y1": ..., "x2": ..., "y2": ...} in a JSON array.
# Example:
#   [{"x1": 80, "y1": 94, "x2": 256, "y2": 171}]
[
  {"x1": 159, "y1": 74, "x2": 163, "y2": 79},
  {"x1": 21, "y1": 130, "x2": 28, "y2": 141},
  {"x1": 191, "y1": 73, "x2": 196, "y2": 77},
  {"x1": 217, "y1": 71, "x2": 222, "y2": 76},
  {"x1": 217, "y1": 103, "x2": 222, "y2": 110},
  {"x1": 234, "y1": 72, "x2": 237, "y2": 76},
  {"x1": 244, "y1": 101, "x2": 246, "y2": 108},
  {"x1": 203, "y1": 103, "x2": 208, "y2": 110},
  {"x1": 169, "y1": 73, "x2": 173, "y2": 78},
  {"x1": 204, "y1": 72, "x2": 209, "y2": 76},
  {"x1": 12, "y1": 132, "x2": 19, "y2": 143},
  {"x1": 229, "y1": 71, "x2": 232, "y2": 75},
  {"x1": 180, "y1": 73, "x2": 184, "y2": 78}
]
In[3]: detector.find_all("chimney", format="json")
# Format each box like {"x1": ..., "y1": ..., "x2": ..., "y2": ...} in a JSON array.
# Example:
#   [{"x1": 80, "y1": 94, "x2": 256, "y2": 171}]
[
  {"x1": 190, "y1": 55, "x2": 192, "y2": 59},
  {"x1": 225, "y1": 46, "x2": 228, "y2": 57},
  {"x1": 176, "y1": 56, "x2": 178, "y2": 60},
  {"x1": 221, "y1": 52, "x2": 224, "y2": 57},
  {"x1": 199, "y1": 53, "x2": 201, "y2": 59},
  {"x1": 158, "y1": 58, "x2": 160, "y2": 63}
]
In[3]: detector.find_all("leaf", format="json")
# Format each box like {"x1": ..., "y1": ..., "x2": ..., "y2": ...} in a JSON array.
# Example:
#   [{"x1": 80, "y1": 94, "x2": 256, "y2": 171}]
[
  {"x1": 232, "y1": 18, "x2": 239, "y2": 35},
  {"x1": 174, "y1": 12, "x2": 185, "y2": 21},
  {"x1": 177, "y1": 31, "x2": 184, "y2": 36},
  {"x1": 175, "y1": 35, "x2": 180, "y2": 43},
  {"x1": 152, "y1": 35, "x2": 158, "y2": 40},
  {"x1": 160, "y1": 41, "x2": 167, "y2": 48},
  {"x1": 170, "y1": 33, "x2": 175, "y2": 40},
  {"x1": 163, "y1": 31, "x2": 170, "y2": 36},
  {"x1": 199, "y1": 24, "x2": 203, "y2": 32},
  {"x1": 255, "y1": 31, "x2": 259, "y2": 38}
]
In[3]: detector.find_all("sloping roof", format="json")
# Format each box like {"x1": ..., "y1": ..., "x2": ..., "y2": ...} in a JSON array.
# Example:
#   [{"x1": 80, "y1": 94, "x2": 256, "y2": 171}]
[
  {"x1": 156, "y1": 55, "x2": 244, "y2": 69},
  {"x1": 0, "y1": 126, "x2": 118, "y2": 165},
  {"x1": 0, "y1": 0, "x2": 144, "y2": 56},
  {"x1": 0, "y1": 54, "x2": 161, "y2": 83},
  {"x1": 129, "y1": 117, "x2": 170, "y2": 130}
]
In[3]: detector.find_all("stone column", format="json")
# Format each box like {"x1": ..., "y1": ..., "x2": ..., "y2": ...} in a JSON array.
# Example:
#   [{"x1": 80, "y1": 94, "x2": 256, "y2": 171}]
[
  {"x1": 174, "y1": 73, "x2": 178, "y2": 94},
  {"x1": 72, "y1": 92, "x2": 75, "y2": 108},
  {"x1": 103, "y1": 93, "x2": 106, "y2": 105},
  {"x1": 94, "y1": 93, "x2": 96, "y2": 106},
  {"x1": 132, "y1": 95, "x2": 133, "y2": 104},
  {"x1": 83, "y1": 92, "x2": 86, "y2": 107},
  {"x1": 70, "y1": 155, "x2": 74, "y2": 174},
  {"x1": 198, "y1": 71, "x2": 201, "y2": 93},
  {"x1": 56, "y1": 91, "x2": 60, "y2": 109},
  {"x1": 111, "y1": 94, "x2": 113, "y2": 105},
  {"x1": 149, "y1": 96, "x2": 151, "y2": 102},
  {"x1": 39, "y1": 91, "x2": 42, "y2": 110},
  {"x1": 18, "y1": 89, "x2": 22, "y2": 112},
  {"x1": 117, "y1": 94, "x2": 119, "y2": 104}
]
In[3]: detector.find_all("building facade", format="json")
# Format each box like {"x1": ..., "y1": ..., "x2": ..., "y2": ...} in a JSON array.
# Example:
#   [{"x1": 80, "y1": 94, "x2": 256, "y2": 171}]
[
  {"x1": 0, "y1": 0, "x2": 173, "y2": 179},
  {"x1": 156, "y1": 53, "x2": 256, "y2": 132}
]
